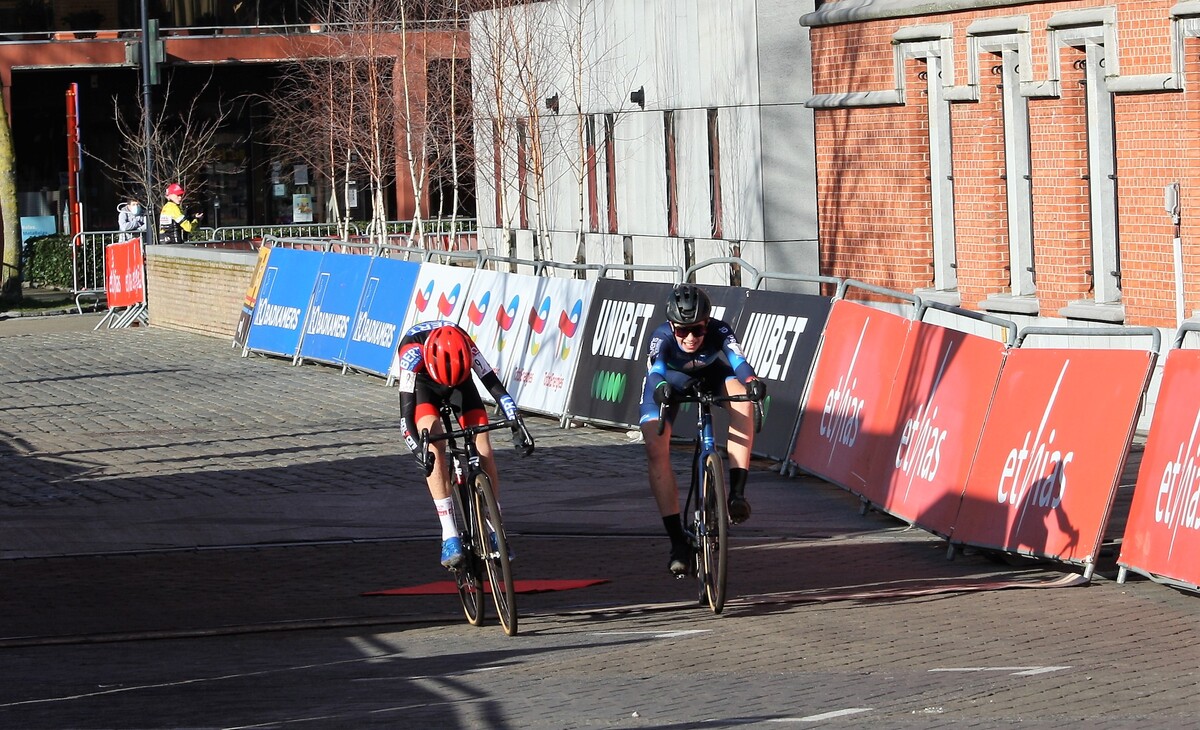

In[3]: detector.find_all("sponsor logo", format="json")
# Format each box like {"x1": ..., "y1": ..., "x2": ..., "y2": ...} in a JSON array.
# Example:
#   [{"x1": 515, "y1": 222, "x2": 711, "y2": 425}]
[
  {"x1": 1000, "y1": 362, "x2": 1075, "y2": 535},
  {"x1": 557, "y1": 298, "x2": 584, "y2": 360},
  {"x1": 351, "y1": 313, "x2": 396, "y2": 348},
  {"x1": 591, "y1": 299, "x2": 656, "y2": 360},
  {"x1": 466, "y1": 290, "x2": 491, "y2": 327},
  {"x1": 252, "y1": 297, "x2": 302, "y2": 330},
  {"x1": 494, "y1": 295, "x2": 519, "y2": 351},
  {"x1": 819, "y1": 320, "x2": 869, "y2": 461},
  {"x1": 741, "y1": 312, "x2": 807, "y2": 381},
  {"x1": 437, "y1": 283, "x2": 462, "y2": 317},
  {"x1": 1155, "y1": 408, "x2": 1200, "y2": 557},
  {"x1": 592, "y1": 370, "x2": 627, "y2": 402},
  {"x1": 894, "y1": 345, "x2": 952, "y2": 497},
  {"x1": 527, "y1": 295, "x2": 552, "y2": 356},
  {"x1": 305, "y1": 306, "x2": 350, "y2": 338},
  {"x1": 414, "y1": 280, "x2": 435, "y2": 312}
]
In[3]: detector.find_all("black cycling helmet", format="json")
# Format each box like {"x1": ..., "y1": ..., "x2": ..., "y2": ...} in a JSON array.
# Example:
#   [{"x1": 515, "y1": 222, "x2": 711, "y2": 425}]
[{"x1": 666, "y1": 283, "x2": 712, "y2": 325}]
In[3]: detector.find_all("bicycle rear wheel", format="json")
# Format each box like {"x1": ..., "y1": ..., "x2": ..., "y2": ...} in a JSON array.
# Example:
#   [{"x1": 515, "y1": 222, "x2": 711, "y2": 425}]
[
  {"x1": 452, "y1": 483, "x2": 486, "y2": 626},
  {"x1": 698, "y1": 452, "x2": 729, "y2": 614},
  {"x1": 473, "y1": 472, "x2": 518, "y2": 636}
]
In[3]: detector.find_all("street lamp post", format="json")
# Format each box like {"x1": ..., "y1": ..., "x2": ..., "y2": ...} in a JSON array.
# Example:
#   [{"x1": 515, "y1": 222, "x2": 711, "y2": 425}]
[{"x1": 139, "y1": 0, "x2": 156, "y2": 245}]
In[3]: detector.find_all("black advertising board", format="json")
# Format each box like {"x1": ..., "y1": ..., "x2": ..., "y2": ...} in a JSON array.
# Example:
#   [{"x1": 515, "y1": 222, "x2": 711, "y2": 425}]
[
  {"x1": 567, "y1": 279, "x2": 673, "y2": 428},
  {"x1": 567, "y1": 280, "x2": 747, "y2": 429},
  {"x1": 730, "y1": 288, "x2": 833, "y2": 459}
]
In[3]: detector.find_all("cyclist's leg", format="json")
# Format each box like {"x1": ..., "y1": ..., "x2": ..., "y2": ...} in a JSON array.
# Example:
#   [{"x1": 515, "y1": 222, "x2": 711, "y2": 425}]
[
  {"x1": 639, "y1": 372, "x2": 691, "y2": 574},
  {"x1": 455, "y1": 383, "x2": 497, "y2": 496},
  {"x1": 719, "y1": 374, "x2": 754, "y2": 523},
  {"x1": 414, "y1": 384, "x2": 463, "y2": 567}
]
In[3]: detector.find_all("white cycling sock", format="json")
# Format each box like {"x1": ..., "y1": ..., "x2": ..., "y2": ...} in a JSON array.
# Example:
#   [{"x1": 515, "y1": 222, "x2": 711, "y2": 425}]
[{"x1": 435, "y1": 497, "x2": 458, "y2": 540}]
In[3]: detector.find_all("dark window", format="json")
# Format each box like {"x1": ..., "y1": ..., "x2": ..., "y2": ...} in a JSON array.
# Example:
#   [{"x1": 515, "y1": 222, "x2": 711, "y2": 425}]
[
  {"x1": 665, "y1": 110, "x2": 678, "y2": 237},
  {"x1": 707, "y1": 108, "x2": 723, "y2": 239}
]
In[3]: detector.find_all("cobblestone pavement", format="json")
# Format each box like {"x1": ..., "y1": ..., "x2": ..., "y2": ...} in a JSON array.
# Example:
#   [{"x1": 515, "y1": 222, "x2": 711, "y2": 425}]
[{"x1": 0, "y1": 319, "x2": 1196, "y2": 729}]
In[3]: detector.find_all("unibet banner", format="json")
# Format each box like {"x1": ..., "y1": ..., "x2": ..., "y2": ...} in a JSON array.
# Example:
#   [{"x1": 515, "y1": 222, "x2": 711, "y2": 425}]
[
  {"x1": 565, "y1": 281, "x2": 747, "y2": 429},
  {"x1": 731, "y1": 289, "x2": 832, "y2": 460},
  {"x1": 297, "y1": 251, "x2": 372, "y2": 367},
  {"x1": 566, "y1": 279, "x2": 674, "y2": 427},
  {"x1": 244, "y1": 247, "x2": 325, "y2": 358},
  {"x1": 458, "y1": 269, "x2": 542, "y2": 387},
  {"x1": 507, "y1": 277, "x2": 595, "y2": 416},
  {"x1": 1118, "y1": 347, "x2": 1200, "y2": 589},
  {"x1": 342, "y1": 257, "x2": 421, "y2": 377}
]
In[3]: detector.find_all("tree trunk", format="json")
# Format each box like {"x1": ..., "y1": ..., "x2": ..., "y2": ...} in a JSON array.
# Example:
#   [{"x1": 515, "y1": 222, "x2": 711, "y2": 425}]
[{"x1": 0, "y1": 88, "x2": 21, "y2": 302}]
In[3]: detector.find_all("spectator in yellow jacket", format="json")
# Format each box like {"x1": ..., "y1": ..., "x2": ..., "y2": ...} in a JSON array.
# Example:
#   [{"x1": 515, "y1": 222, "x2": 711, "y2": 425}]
[{"x1": 158, "y1": 183, "x2": 203, "y2": 244}]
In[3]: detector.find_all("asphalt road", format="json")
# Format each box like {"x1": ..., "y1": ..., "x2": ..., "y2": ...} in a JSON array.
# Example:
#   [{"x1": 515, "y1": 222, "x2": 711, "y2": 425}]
[{"x1": 0, "y1": 311, "x2": 1195, "y2": 729}]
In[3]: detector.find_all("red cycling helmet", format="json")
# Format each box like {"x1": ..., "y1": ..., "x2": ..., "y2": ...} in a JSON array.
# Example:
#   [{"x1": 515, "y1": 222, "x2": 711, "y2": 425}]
[{"x1": 422, "y1": 326, "x2": 472, "y2": 387}]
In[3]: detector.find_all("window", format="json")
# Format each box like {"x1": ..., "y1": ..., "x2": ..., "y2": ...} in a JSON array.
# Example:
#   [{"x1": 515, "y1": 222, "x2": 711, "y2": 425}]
[
  {"x1": 923, "y1": 56, "x2": 957, "y2": 291},
  {"x1": 707, "y1": 108, "x2": 723, "y2": 239},
  {"x1": 664, "y1": 111, "x2": 678, "y2": 237},
  {"x1": 586, "y1": 115, "x2": 599, "y2": 232},
  {"x1": 492, "y1": 120, "x2": 503, "y2": 227},
  {"x1": 604, "y1": 113, "x2": 618, "y2": 233},
  {"x1": 516, "y1": 119, "x2": 529, "y2": 229},
  {"x1": 1082, "y1": 43, "x2": 1121, "y2": 303},
  {"x1": 997, "y1": 49, "x2": 1036, "y2": 297}
]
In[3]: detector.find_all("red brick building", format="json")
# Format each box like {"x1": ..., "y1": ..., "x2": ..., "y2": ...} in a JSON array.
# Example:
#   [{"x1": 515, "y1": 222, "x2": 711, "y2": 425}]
[{"x1": 803, "y1": 0, "x2": 1200, "y2": 328}]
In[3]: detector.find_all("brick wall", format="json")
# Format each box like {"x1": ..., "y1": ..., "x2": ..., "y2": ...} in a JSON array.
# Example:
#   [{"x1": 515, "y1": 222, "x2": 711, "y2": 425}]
[
  {"x1": 808, "y1": 0, "x2": 1198, "y2": 327},
  {"x1": 145, "y1": 246, "x2": 256, "y2": 339}
]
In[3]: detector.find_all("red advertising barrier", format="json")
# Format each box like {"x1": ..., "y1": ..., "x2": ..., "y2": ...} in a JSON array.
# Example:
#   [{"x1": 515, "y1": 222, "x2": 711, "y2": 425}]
[
  {"x1": 790, "y1": 299, "x2": 912, "y2": 493},
  {"x1": 861, "y1": 321, "x2": 1006, "y2": 537},
  {"x1": 1118, "y1": 346, "x2": 1200, "y2": 589},
  {"x1": 953, "y1": 347, "x2": 1154, "y2": 565},
  {"x1": 104, "y1": 237, "x2": 146, "y2": 308}
]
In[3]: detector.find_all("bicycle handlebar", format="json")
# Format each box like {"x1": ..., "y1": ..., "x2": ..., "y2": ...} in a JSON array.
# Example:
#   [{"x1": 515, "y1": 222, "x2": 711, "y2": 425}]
[
  {"x1": 655, "y1": 388, "x2": 764, "y2": 435},
  {"x1": 423, "y1": 417, "x2": 520, "y2": 444}
]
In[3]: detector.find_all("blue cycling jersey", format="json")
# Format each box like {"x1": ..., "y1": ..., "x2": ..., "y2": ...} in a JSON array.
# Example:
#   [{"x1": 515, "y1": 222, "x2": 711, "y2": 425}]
[
  {"x1": 639, "y1": 318, "x2": 757, "y2": 424},
  {"x1": 646, "y1": 318, "x2": 755, "y2": 381}
]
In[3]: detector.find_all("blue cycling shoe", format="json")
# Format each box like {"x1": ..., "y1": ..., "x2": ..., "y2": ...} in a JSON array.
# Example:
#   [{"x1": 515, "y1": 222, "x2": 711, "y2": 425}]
[
  {"x1": 440, "y1": 536, "x2": 465, "y2": 569},
  {"x1": 489, "y1": 532, "x2": 515, "y2": 562}
]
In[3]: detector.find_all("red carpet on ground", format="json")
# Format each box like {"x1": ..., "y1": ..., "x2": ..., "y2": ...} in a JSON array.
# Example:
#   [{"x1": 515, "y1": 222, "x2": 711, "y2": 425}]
[{"x1": 363, "y1": 578, "x2": 609, "y2": 596}]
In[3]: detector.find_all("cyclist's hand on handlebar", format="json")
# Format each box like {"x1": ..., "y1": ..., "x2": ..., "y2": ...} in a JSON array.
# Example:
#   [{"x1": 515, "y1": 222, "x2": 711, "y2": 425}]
[
  {"x1": 745, "y1": 378, "x2": 766, "y2": 402},
  {"x1": 652, "y1": 381, "x2": 673, "y2": 406},
  {"x1": 511, "y1": 419, "x2": 534, "y2": 456}
]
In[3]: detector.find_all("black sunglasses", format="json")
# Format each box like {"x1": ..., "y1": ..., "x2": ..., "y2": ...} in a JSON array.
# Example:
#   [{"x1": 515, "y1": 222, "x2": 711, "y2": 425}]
[{"x1": 673, "y1": 323, "x2": 707, "y2": 338}]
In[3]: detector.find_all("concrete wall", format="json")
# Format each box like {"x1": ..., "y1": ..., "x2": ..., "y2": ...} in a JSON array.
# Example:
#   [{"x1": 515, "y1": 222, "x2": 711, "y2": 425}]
[
  {"x1": 470, "y1": 0, "x2": 818, "y2": 282},
  {"x1": 145, "y1": 245, "x2": 257, "y2": 339}
]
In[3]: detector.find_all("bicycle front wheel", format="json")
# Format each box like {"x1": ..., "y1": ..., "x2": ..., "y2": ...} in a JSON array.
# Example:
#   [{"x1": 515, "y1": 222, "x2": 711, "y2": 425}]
[
  {"x1": 699, "y1": 452, "x2": 729, "y2": 614},
  {"x1": 452, "y1": 483, "x2": 486, "y2": 627},
  {"x1": 472, "y1": 472, "x2": 518, "y2": 636}
]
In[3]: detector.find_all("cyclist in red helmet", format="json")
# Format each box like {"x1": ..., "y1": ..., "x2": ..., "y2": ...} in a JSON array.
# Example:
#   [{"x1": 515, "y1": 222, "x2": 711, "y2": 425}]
[{"x1": 397, "y1": 320, "x2": 533, "y2": 568}]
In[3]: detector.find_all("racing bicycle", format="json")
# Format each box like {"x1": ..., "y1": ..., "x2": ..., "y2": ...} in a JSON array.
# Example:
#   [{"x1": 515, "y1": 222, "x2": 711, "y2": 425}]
[
  {"x1": 659, "y1": 384, "x2": 763, "y2": 614},
  {"x1": 422, "y1": 403, "x2": 528, "y2": 636}
]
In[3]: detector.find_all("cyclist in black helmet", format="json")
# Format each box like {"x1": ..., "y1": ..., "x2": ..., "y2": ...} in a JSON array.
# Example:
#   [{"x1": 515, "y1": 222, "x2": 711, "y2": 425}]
[{"x1": 639, "y1": 283, "x2": 766, "y2": 575}]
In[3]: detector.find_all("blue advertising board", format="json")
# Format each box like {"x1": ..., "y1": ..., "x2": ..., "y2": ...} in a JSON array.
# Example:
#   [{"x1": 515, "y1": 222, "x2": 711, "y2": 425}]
[
  {"x1": 244, "y1": 247, "x2": 325, "y2": 358},
  {"x1": 297, "y1": 252, "x2": 373, "y2": 367},
  {"x1": 342, "y1": 256, "x2": 421, "y2": 377}
]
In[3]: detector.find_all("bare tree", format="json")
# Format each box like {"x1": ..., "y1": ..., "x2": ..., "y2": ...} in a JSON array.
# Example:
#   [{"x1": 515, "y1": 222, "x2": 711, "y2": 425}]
[{"x1": 92, "y1": 77, "x2": 234, "y2": 242}]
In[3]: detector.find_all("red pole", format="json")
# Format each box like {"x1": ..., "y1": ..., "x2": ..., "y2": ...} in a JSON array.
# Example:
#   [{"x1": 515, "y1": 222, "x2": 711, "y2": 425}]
[{"x1": 65, "y1": 82, "x2": 81, "y2": 238}]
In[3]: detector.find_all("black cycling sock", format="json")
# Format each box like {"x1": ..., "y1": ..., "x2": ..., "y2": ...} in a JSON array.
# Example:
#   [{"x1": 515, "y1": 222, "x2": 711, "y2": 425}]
[
  {"x1": 729, "y1": 468, "x2": 748, "y2": 499},
  {"x1": 663, "y1": 514, "x2": 686, "y2": 545}
]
